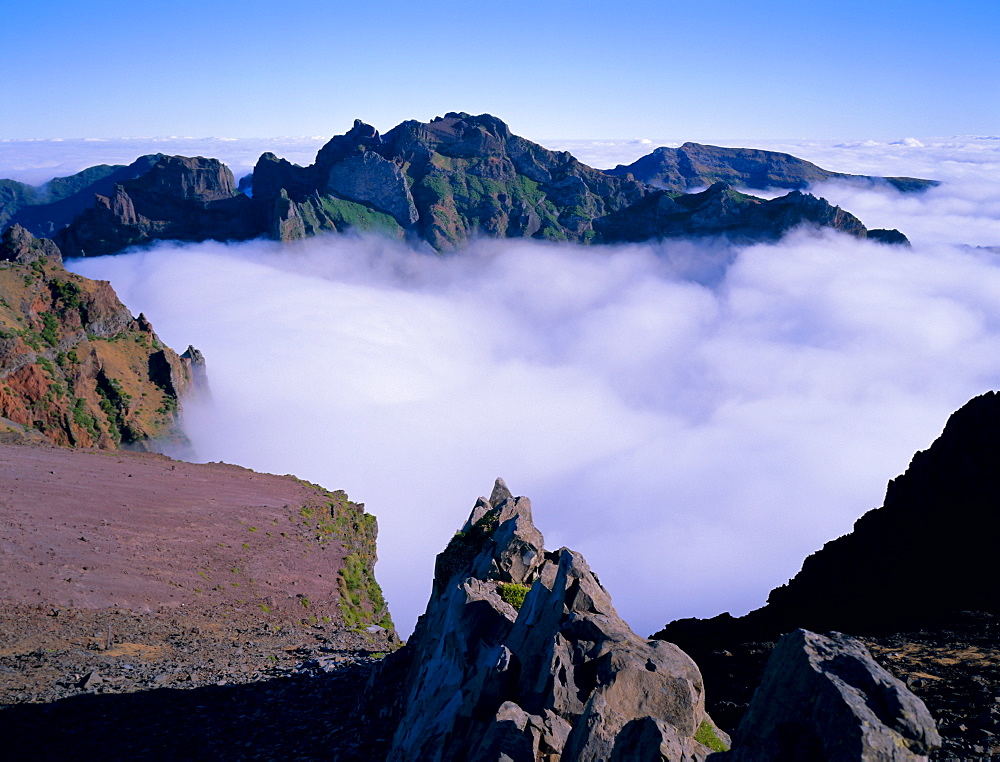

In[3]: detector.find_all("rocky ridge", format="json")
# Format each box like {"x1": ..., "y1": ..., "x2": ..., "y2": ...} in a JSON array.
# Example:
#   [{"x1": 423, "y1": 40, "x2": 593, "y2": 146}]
[
  {"x1": 54, "y1": 155, "x2": 257, "y2": 258},
  {"x1": 0, "y1": 154, "x2": 163, "y2": 238},
  {"x1": 367, "y1": 478, "x2": 730, "y2": 760},
  {"x1": 607, "y1": 142, "x2": 939, "y2": 194},
  {"x1": 362, "y1": 479, "x2": 938, "y2": 761},
  {"x1": 245, "y1": 112, "x2": 914, "y2": 251},
  {"x1": 655, "y1": 391, "x2": 1000, "y2": 759},
  {"x1": 0, "y1": 225, "x2": 198, "y2": 448},
  {"x1": 3, "y1": 113, "x2": 923, "y2": 257}
]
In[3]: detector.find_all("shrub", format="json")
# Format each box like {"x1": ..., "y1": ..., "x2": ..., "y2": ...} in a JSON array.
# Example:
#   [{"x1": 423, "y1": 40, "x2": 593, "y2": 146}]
[
  {"x1": 497, "y1": 582, "x2": 531, "y2": 610},
  {"x1": 694, "y1": 719, "x2": 728, "y2": 752}
]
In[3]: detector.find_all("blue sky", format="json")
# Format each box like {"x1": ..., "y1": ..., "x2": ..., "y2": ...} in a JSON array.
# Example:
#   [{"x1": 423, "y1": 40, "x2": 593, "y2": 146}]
[{"x1": 4, "y1": 0, "x2": 997, "y2": 141}]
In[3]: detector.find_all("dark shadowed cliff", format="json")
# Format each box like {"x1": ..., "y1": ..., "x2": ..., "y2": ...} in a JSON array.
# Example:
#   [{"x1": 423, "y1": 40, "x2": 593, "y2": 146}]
[{"x1": 655, "y1": 391, "x2": 1000, "y2": 759}]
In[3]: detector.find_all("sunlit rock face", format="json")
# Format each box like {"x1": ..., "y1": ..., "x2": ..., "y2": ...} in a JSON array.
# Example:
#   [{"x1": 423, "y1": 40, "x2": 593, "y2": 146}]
[
  {"x1": 369, "y1": 478, "x2": 729, "y2": 761},
  {"x1": 0, "y1": 225, "x2": 193, "y2": 448}
]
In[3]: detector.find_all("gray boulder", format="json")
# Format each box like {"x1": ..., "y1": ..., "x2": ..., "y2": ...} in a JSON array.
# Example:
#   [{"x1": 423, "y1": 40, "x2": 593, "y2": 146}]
[{"x1": 727, "y1": 629, "x2": 940, "y2": 761}]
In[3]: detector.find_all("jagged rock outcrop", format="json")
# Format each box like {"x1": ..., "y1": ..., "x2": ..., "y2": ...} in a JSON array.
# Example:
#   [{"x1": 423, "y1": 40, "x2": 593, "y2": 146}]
[
  {"x1": 367, "y1": 478, "x2": 729, "y2": 761},
  {"x1": 1, "y1": 224, "x2": 62, "y2": 264},
  {"x1": 0, "y1": 155, "x2": 163, "y2": 238},
  {"x1": 0, "y1": 226, "x2": 196, "y2": 448},
  {"x1": 54, "y1": 155, "x2": 259, "y2": 257},
  {"x1": 21, "y1": 113, "x2": 921, "y2": 258},
  {"x1": 607, "y1": 142, "x2": 940, "y2": 194},
  {"x1": 723, "y1": 629, "x2": 940, "y2": 761}
]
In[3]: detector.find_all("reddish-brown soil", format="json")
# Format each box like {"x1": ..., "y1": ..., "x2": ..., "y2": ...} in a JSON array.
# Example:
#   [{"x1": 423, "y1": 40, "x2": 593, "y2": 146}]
[
  {"x1": 0, "y1": 440, "x2": 396, "y2": 760},
  {"x1": 0, "y1": 441, "x2": 347, "y2": 621}
]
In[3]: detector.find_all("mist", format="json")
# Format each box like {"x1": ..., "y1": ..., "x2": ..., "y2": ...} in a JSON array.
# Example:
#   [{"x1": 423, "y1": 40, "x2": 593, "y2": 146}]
[{"x1": 0, "y1": 131, "x2": 966, "y2": 636}]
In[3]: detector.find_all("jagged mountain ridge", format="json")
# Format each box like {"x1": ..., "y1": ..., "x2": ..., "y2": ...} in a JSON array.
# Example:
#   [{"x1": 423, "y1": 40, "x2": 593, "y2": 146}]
[
  {"x1": 0, "y1": 155, "x2": 165, "y2": 238},
  {"x1": 1, "y1": 113, "x2": 926, "y2": 257}
]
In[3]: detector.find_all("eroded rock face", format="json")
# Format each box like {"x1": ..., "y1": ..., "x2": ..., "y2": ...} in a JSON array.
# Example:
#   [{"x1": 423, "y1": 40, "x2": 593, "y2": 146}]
[
  {"x1": 373, "y1": 478, "x2": 726, "y2": 761},
  {"x1": 11, "y1": 114, "x2": 923, "y2": 257},
  {"x1": 54, "y1": 155, "x2": 258, "y2": 258},
  {"x1": 0, "y1": 227, "x2": 193, "y2": 448},
  {"x1": 726, "y1": 629, "x2": 940, "y2": 761},
  {"x1": 0, "y1": 224, "x2": 62, "y2": 264}
]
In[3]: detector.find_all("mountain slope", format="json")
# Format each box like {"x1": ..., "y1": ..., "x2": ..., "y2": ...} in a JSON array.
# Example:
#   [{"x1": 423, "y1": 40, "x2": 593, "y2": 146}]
[
  {"x1": 607, "y1": 142, "x2": 940, "y2": 193},
  {"x1": 0, "y1": 224, "x2": 197, "y2": 448},
  {"x1": 0, "y1": 155, "x2": 164, "y2": 238}
]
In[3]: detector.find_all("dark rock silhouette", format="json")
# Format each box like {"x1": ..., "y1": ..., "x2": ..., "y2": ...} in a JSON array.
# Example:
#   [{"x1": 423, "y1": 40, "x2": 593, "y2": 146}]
[
  {"x1": 722, "y1": 629, "x2": 939, "y2": 761},
  {"x1": 367, "y1": 478, "x2": 730, "y2": 760},
  {"x1": 657, "y1": 391, "x2": 1000, "y2": 648},
  {"x1": 655, "y1": 391, "x2": 1000, "y2": 759}
]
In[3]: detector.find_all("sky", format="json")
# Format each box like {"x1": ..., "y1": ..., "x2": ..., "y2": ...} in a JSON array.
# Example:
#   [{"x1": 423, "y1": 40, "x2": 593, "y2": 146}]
[
  {"x1": 3, "y1": 0, "x2": 998, "y2": 142},
  {"x1": 57, "y1": 136, "x2": 1000, "y2": 637}
]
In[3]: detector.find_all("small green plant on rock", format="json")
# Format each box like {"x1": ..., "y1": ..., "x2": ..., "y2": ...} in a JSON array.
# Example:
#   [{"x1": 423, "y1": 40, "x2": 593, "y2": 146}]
[
  {"x1": 694, "y1": 719, "x2": 729, "y2": 752},
  {"x1": 497, "y1": 582, "x2": 531, "y2": 610},
  {"x1": 436, "y1": 509, "x2": 500, "y2": 584}
]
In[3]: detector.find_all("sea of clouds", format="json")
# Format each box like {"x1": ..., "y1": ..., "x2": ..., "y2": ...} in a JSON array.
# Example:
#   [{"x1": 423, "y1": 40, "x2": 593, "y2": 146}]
[{"x1": 7, "y1": 132, "x2": 996, "y2": 637}]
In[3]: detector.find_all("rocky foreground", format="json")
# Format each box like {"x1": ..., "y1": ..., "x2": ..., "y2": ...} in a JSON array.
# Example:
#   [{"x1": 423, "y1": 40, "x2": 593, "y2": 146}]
[
  {"x1": 360, "y1": 479, "x2": 938, "y2": 761},
  {"x1": 0, "y1": 440, "x2": 394, "y2": 759},
  {"x1": 656, "y1": 392, "x2": 1000, "y2": 760}
]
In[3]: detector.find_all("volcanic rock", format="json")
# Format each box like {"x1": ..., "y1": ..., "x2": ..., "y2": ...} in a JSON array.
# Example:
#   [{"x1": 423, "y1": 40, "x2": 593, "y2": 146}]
[
  {"x1": 725, "y1": 629, "x2": 940, "y2": 761},
  {"x1": 54, "y1": 155, "x2": 259, "y2": 258},
  {"x1": 607, "y1": 142, "x2": 939, "y2": 194},
  {"x1": 0, "y1": 223, "x2": 62, "y2": 264},
  {"x1": 0, "y1": 155, "x2": 163, "y2": 238},
  {"x1": 250, "y1": 113, "x2": 893, "y2": 251},
  {"x1": 13, "y1": 114, "x2": 928, "y2": 256},
  {"x1": 0, "y1": 227, "x2": 193, "y2": 447},
  {"x1": 368, "y1": 478, "x2": 728, "y2": 761}
]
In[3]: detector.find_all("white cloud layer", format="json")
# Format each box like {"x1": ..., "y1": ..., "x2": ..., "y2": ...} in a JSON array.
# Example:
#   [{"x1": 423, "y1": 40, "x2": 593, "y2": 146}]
[
  {"x1": 66, "y1": 134, "x2": 1000, "y2": 637},
  {"x1": 1, "y1": 131, "x2": 986, "y2": 637}
]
